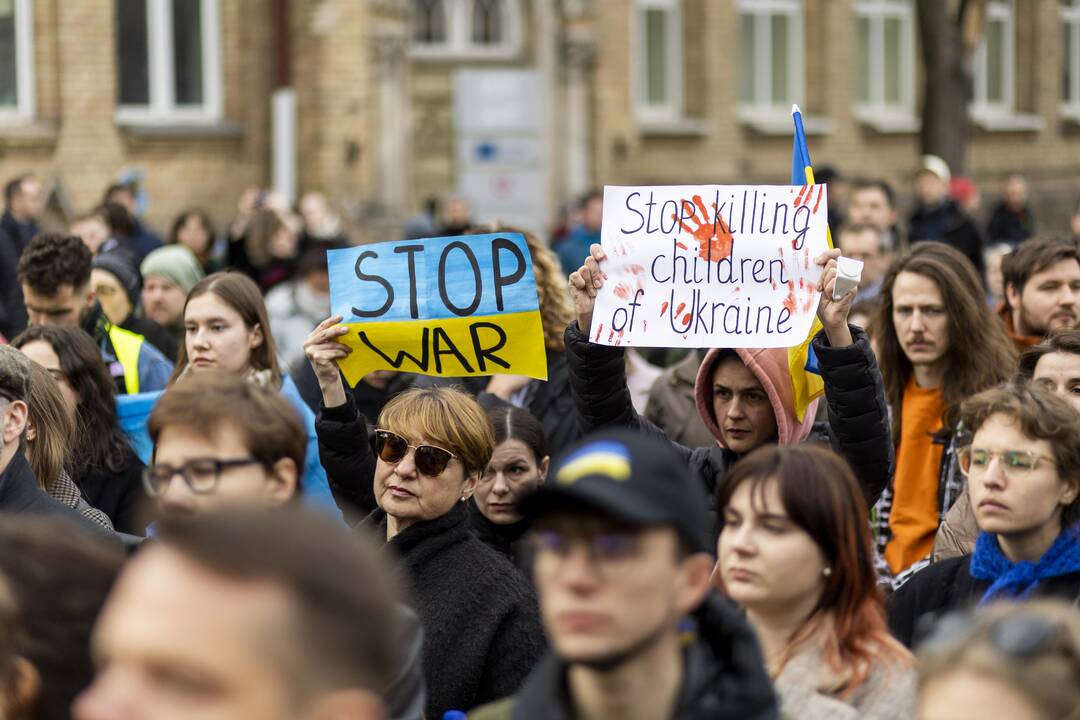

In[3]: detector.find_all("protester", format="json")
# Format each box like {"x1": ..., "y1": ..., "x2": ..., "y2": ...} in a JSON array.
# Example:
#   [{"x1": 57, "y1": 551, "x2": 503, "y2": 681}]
[
  {"x1": 228, "y1": 206, "x2": 301, "y2": 292},
  {"x1": 170, "y1": 272, "x2": 340, "y2": 514},
  {"x1": 908, "y1": 156, "x2": 986, "y2": 278},
  {"x1": 837, "y1": 222, "x2": 891, "y2": 303},
  {"x1": 0, "y1": 174, "x2": 41, "y2": 339},
  {"x1": 0, "y1": 515, "x2": 124, "y2": 720},
  {"x1": 266, "y1": 244, "x2": 333, "y2": 375},
  {"x1": 75, "y1": 506, "x2": 407, "y2": 720},
  {"x1": 716, "y1": 445, "x2": 916, "y2": 718},
  {"x1": 870, "y1": 242, "x2": 1016, "y2": 583},
  {"x1": 984, "y1": 242, "x2": 1012, "y2": 309},
  {"x1": 1000, "y1": 237, "x2": 1080, "y2": 349},
  {"x1": 887, "y1": 384, "x2": 1080, "y2": 647},
  {"x1": 645, "y1": 350, "x2": 717, "y2": 449},
  {"x1": 16, "y1": 234, "x2": 174, "y2": 394},
  {"x1": 298, "y1": 191, "x2": 349, "y2": 246},
  {"x1": 102, "y1": 182, "x2": 163, "y2": 262},
  {"x1": 987, "y1": 174, "x2": 1036, "y2": 246},
  {"x1": 24, "y1": 362, "x2": 114, "y2": 529},
  {"x1": 439, "y1": 194, "x2": 474, "y2": 236},
  {"x1": 565, "y1": 244, "x2": 893, "y2": 516},
  {"x1": 140, "y1": 244, "x2": 206, "y2": 355},
  {"x1": 91, "y1": 250, "x2": 178, "y2": 360},
  {"x1": 70, "y1": 209, "x2": 113, "y2": 256},
  {"x1": 305, "y1": 340, "x2": 545, "y2": 716},
  {"x1": 815, "y1": 164, "x2": 847, "y2": 234},
  {"x1": 12, "y1": 325, "x2": 148, "y2": 533},
  {"x1": 916, "y1": 601, "x2": 1080, "y2": 720},
  {"x1": 554, "y1": 189, "x2": 602, "y2": 274},
  {"x1": 168, "y1": 207, "x2": 223, "y2": 274},
  {"x1": 471, "y1": 405, "x2": 549, "y2": 562},
  {"x1": 470, "y1": 429, "x2": 778, "y2": 720},
  {"x1": 847, "y1": 178, "x2": 902, "y2": 252}
]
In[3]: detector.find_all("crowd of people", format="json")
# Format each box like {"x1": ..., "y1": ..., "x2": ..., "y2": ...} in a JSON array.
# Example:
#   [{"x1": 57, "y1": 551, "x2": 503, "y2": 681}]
[{"x1": 0, "y1": 159, "x2": 1078, "y2": 720}]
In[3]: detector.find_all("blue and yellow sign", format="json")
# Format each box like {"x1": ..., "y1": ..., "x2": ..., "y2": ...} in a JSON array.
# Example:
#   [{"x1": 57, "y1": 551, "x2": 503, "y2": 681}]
[{"x1": 327, "y1": 233, "x2": 548, "y2": 386}]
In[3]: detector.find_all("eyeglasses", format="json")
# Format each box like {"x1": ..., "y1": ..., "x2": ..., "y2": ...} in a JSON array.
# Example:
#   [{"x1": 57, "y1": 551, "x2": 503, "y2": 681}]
[
  {"x1": 918, "y1": 611, "x2": 1080, "y2": 665},
  {"x1": 957, "y1": 447, "x2": 1056, "y2": 477},
  {"x1": 528, "y1": 530, "x2": 644, "y2": 579},
  {"x1": 143, "y1": 457, "x2": 262, "y2": 496},
  {"x1": 373, "y1": 429, "x2": 456, "y2": 477}
]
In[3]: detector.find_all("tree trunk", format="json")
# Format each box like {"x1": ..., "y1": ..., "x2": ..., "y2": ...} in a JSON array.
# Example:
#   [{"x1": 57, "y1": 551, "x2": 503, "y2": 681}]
[{"x1": 916, "y1": 0, "x2": 973, "y2": 175}]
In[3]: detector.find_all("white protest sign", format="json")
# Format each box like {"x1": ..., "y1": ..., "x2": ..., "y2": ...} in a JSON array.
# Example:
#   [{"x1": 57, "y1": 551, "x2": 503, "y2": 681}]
[{"x1": 590, "y1": 184, "x2": 830, "y2": 348}]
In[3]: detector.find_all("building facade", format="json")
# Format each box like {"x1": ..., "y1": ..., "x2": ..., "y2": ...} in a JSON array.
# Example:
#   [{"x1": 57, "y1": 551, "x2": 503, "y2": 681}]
[{"x1": 1, "y1": 0, "x2": 1078, "y2": 241}]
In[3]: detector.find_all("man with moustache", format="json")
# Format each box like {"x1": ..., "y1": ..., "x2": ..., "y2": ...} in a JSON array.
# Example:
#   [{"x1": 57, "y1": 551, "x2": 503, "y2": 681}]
[{"x1": 999, "y1": 238, "x2": 1080, "y2": 350}]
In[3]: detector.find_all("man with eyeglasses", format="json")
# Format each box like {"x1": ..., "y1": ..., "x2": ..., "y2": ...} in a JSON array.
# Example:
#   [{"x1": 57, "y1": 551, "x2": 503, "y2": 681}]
[{"x1": 469, "y1": 429, "x2": 777, "y2": 720}]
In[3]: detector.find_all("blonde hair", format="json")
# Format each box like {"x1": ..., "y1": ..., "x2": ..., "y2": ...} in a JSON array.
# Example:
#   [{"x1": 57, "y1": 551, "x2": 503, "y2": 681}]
[
  {"x1": 470, "y1": 224, "x2": 575, "y2": 352},
  {"x1": 377, "y1": 386, "x2": 495, "y2": 476},
  {"x1": 24, "y1": 362, "x2": 74, "y2": 491},
  {"x1": 919, "y1": 600, "x2": 1080, "y2": 720}
]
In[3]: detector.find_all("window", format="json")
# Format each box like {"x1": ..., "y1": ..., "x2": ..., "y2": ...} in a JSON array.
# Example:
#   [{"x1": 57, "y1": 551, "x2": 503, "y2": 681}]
[
  {"x1": 737, "y1": 0, "x2": 803, "y2": 118},
  {"x1": 855, "y1": 0, "x2": 915, "y2": 120},
  {"x1": 0, "y1": 0, "x2": 35, "y2": 122},
  {"x1": 1064, "y1": 0, "x2": 1080, "y2": 115},
  {"x1": 411, "y1": 0, "x2": 522, "y2": 60},
  {"x1": 635, "y1": 0, "x2": 682, "y2": 122},
  {"x1": 972, "y1": 0, "x2": 1014, "y2": 115},
  {"x1": 115, "y1": 0, "x2": 222, "y2": 124}
]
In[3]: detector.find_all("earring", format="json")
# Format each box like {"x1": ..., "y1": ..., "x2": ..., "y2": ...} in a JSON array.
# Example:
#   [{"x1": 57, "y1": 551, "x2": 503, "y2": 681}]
[{"x1": 823, "y1": 567, "x2": 832, "y2": 578}]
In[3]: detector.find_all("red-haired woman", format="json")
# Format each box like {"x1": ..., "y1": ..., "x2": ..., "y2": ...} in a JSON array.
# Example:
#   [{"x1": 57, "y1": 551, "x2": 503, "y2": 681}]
[{"x1": 716, "y1": 444, "x2": 915, "y2": 719}]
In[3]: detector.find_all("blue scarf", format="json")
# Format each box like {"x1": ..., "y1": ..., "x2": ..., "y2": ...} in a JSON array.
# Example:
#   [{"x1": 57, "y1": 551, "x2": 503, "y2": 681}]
[{"x1": 969, "y1": 521, "x2": 1080, "y2": 606}]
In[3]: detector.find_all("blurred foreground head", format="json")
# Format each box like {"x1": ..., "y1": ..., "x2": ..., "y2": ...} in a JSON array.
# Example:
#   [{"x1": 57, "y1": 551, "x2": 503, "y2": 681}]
[{"x1": 75, "y1": 506, "x2": 402, "y2": 720}]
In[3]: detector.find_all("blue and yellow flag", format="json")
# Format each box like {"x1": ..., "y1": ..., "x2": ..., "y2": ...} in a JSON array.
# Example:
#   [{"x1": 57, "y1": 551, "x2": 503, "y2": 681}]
[
  {"x1": 327, "y1": 233, "x2": 548, "y2": 386},
  {"x1": 788, "y1": 105, "x2": 833, "y2": 422}
]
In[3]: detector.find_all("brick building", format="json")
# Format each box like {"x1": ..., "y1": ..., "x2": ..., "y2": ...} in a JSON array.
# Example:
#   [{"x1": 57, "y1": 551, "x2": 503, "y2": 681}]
[{"x1": 1, "y1": 0, "x2": 1078, "y2": 241}]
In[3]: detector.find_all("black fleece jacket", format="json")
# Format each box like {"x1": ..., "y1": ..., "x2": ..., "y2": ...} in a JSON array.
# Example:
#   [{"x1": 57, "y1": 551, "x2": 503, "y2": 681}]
[
  {"x1": 366, "y1": 502, "x2": 546, "y2": 718},
  {"x1": 564, "y1": 322, "x2": 893, "y2": 508}
]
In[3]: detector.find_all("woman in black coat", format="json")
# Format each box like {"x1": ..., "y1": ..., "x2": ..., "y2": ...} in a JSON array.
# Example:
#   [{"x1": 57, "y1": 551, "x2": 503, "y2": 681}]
[
  {"x1": 307, "y1": 318, "x2": 546, "y2": 718},
  {"x1": 888, "y1": 384, "x2": 1080, "y2": 648}
]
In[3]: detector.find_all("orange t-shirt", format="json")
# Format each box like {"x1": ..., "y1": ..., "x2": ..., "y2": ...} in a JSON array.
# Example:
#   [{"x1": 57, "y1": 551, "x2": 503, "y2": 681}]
[{"x1": 884, "y1": 377, "x2": 945, "y2": 574}]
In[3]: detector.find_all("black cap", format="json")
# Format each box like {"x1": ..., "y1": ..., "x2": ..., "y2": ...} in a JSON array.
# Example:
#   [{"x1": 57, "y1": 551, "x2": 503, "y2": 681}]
[
  {"x1": 92, "y1": 249, "x2": 142, "y2": 307},
  {"x1": 519, "y1": 429, "x2": 711, "y2": 553}
]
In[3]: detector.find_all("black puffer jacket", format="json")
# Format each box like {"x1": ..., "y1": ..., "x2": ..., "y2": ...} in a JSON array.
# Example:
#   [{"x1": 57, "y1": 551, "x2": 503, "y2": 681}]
[
  {"x1": 564, "y1": 321, "x2": 893, "y2": 508},
  {"x1": 468, "y1": 594, "x2": 778, "y2": 720},
  {"x1": 366, "y1": 503, "x2": 546, "y2": 718},
  {"x1": 314, "y1": 394, "x2": 379, "y2": 515}
]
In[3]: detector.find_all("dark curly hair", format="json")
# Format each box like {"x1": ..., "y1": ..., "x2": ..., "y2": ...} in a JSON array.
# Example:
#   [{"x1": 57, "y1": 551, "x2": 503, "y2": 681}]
[{"x1": 15, "y1": 233, "x2": 92, "y2": 296}]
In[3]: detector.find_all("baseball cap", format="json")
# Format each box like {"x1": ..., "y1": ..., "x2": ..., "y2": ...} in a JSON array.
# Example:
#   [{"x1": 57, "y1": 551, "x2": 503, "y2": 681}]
[
  {"x1": 0, "y1": 345, "x2": 32, "y2": 404},
  {"x1": 518, "y1": 429, "x2": 711, "y2": 553},
  {"x1": 918, "y1": 154, "x2": 952, "y2": 185}
]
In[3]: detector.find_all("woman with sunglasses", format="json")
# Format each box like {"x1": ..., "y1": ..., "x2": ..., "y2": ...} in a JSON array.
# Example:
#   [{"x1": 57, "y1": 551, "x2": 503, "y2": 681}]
[
  {"x1": 917, "y1": 600, "x2": 1080, "y2": 720},
  {"x1": 888, "y1": 383, "x2": 1080, "y2": 648},
  {"x1": 470, "y1": 405, "x2": 550, "y2": 563},
  {"x1": 715, "y1": 444, "x2": 915, "y2": 719},
  {"x1": 306, "y1": 319, "x2": 545, "y2": 718}
]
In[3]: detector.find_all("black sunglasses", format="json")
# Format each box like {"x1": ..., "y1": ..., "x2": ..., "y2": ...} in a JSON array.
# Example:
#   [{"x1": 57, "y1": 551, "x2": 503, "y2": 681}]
[{"x1": 374, "y1": 429, "x2": 456, "y2": 477}]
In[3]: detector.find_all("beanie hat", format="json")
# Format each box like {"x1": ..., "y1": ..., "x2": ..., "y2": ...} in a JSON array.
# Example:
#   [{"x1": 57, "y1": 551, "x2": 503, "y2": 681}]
[
  {"x1": 92, "y1": 250, "x2": 142, "y2": 306},
  {"x1": 140, "y1": 245, "x2": 205, "y2": 295}
]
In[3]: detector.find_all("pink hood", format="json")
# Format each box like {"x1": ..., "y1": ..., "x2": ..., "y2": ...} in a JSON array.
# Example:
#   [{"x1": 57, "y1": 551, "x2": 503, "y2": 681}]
[{"x1": 693, "y1": 347, "x2": 819, "y2": 449}]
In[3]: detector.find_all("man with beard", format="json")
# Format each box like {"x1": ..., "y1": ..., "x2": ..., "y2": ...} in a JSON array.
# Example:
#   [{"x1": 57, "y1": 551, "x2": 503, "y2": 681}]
[
  {"x1": 469, "y1": 429, "x2": 777, "y2": 720},
  {"x1": 1000, "y1": 238, "x2": 1080, "y2": 350}
]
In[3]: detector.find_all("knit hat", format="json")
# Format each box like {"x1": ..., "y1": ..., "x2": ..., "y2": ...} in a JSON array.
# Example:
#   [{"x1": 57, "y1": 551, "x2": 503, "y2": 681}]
[
  {"x1": 140, "y1": 245, "x2": 205, "y2": 294},
  {"x1": 0, "y1": 345, "x2": 32, "y2": 404},
  {"x1": 92, "y1": 250, "x2": 142, "y2": 306}
]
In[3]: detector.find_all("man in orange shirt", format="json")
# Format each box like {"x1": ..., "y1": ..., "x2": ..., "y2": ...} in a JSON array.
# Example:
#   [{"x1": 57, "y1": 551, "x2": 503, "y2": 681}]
[
  {"x1": 871, "y1": 242, "x2": 1016, "y2": 584},
  {"x1": 1000, "y1": 238, "x2": 1080, "y2": 350}
]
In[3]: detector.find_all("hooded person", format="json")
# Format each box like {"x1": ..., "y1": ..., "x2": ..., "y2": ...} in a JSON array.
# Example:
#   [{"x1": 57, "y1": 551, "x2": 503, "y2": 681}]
[
  {"x1": 564, "y1": 244, "x2": 893, "y2": 512},
  {"x1": 139, "y1": 245, "x2": 206, "y2": 353},
  {"x1": 91, "y1": 250, "x2": 178, "y2": 361}
]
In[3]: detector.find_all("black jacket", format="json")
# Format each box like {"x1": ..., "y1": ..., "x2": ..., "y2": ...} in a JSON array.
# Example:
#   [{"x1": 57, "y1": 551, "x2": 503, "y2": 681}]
[
  {"x1": 0, "y1": 453, "x2": 81, "y2": 517},
  {"x1": 908, "y1": 200, "x2": 986, "y2": 279},
  {"x1": 469, "y1": 595, "x2": 777, "y2": 720},
  {"x1": 73, "y1": 446, "x2": 149, "y2": 535},
  {"x1": 468, "y1": 501, "x2": 530, "y2": 565},
  {"x1": 315, "y1": 394, "x2": 379, "y2": 515},
  {"x1": 886, "y1": 554, "x2": 1080, "y2": 648},
  {"x1": 367, "y1": 502, "x2": 546, "y2": 718},
  {"x1": 0, "y1": 210, "x2": 33, "y2": 339},
  {"x1": 564, "y1": 322, "x2": 893, "y2": 509},
  {"x1": 987, "y1": 202, "x2": 1035, "y2": 246}
]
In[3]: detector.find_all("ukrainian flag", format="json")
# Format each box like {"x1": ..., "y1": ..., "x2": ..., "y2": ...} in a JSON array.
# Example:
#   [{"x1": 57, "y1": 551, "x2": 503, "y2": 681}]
[{"x1": 788, "y1": 104, "x2": 832, "y2": 422}]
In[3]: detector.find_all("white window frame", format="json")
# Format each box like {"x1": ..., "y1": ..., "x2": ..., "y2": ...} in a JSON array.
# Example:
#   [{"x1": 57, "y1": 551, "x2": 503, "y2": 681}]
[
  {"x1": 410, "y1": 0, "x2": 523, "y2": 61},
  {"x1": 735, "y1": 0, "x2": 804, "y2": 122},
  {"x1": 0, "y1": 0, "x2": 36, "y2": 124},
  {"x1": 115, "y1": 0, "x2": 223, "y2": 126},
  {"x1": 854, "y1": 0, "x2": 916, "y2": 124},
  {"x1": 1063, "y1": 0, "x2": 1080, "y2": 117},
  {"x1": 633, "y1": 0, "x2": 683, "y2": 124},
  {"x1": 972, "y1": 0, "x2": 1015, "y2": 117}
]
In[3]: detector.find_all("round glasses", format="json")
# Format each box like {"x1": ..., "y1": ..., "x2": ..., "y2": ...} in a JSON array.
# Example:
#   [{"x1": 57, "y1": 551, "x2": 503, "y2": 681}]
[
  {"x1": 374, "y1": 429, "x2": 456, "y2": 477},
  {"x1": 143, "y1": 457, "x2": 261, "y2": 496}
]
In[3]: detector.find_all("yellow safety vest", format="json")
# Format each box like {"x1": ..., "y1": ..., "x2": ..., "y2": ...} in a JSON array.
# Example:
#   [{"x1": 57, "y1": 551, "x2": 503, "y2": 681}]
[{"x1": 108, "y1": 325, "x2": 145, "y2": 395}]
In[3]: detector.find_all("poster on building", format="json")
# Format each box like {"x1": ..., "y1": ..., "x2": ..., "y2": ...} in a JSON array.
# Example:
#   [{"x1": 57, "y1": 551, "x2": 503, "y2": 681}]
[
  {"x1": 327, "y1": 233, "x2": 548, "y2": 386},
  {"x1": 589, "y1": 184, "x2": 830, "y2": 348}
]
